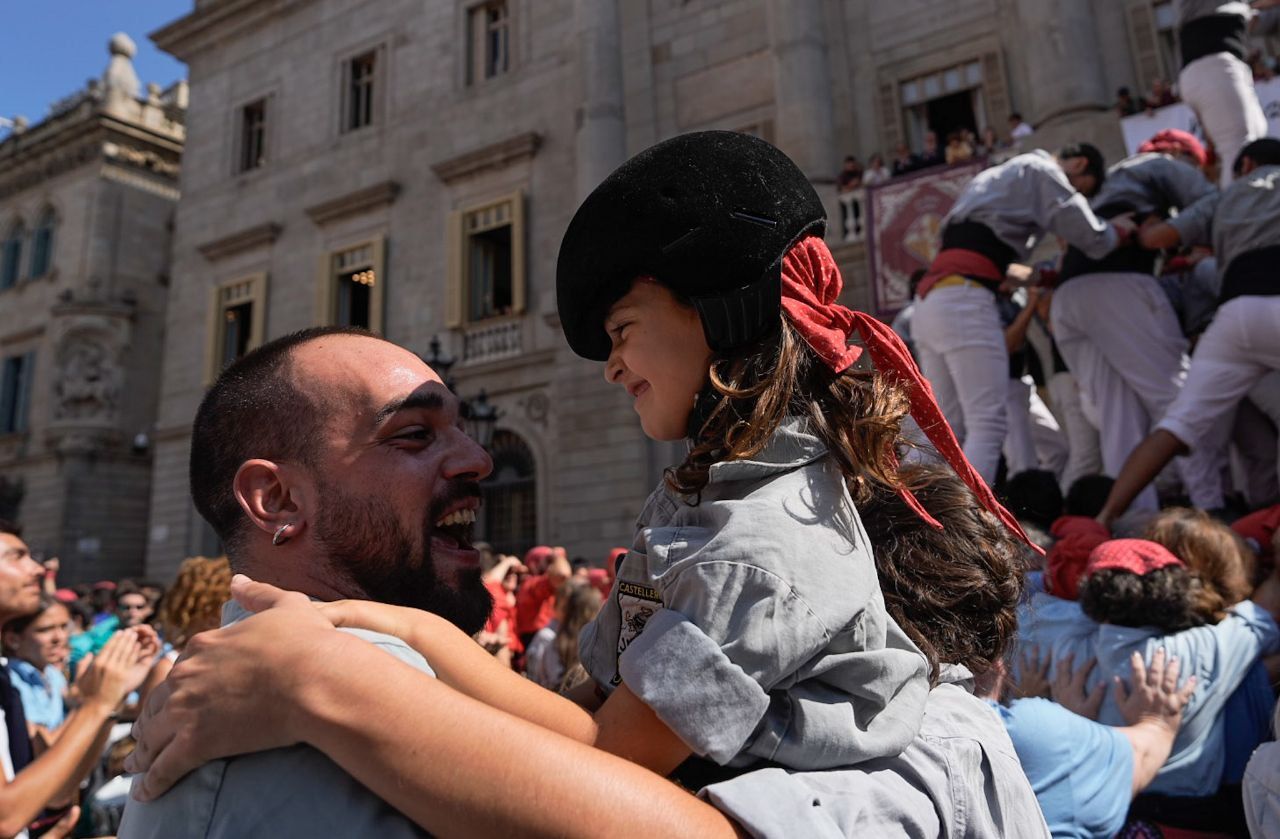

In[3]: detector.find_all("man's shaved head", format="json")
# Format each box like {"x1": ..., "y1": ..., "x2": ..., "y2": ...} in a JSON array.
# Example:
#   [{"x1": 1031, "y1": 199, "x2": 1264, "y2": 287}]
[{"x1": 190, "y1": 326, "x2": 383, "y2": 552}]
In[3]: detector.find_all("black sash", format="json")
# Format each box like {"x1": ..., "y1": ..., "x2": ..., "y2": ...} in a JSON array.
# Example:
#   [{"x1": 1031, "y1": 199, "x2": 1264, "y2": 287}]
[
  {"x1": 1058, "y1": 203, "x2": 1158, "y2": 284},
  {"x1": 1220, "y1": 244, "x2": 1280, "y2": 304},
  {"x1": 941, "y1": 220, "x2": 1017, "y2": 276},
  {"x1": 0, "y1": 661, "x2": 33, "y2": 774}
]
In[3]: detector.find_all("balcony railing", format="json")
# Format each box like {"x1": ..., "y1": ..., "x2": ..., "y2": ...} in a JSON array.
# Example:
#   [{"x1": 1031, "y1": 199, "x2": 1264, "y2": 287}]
[{"x1": 462, "y1": 319, "x2": 522, "y2": 365}]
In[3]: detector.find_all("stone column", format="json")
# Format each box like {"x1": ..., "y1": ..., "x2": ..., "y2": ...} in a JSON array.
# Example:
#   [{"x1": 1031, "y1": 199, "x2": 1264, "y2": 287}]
[
  {"x1": 766, "y1": 0, "x2": 837, "y2": 181},
  {"x1": 575, "y1": 0, "x2": 627, "y2": 200},
  {"x1": 1013, "y1": 0, "x2": 1109, "y2": 126}
]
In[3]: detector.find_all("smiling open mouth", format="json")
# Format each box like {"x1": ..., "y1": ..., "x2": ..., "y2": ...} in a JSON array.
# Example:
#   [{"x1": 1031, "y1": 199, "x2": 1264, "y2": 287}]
[{"x1": 433, "y1": 508, "x2": 477, "y2": 549}]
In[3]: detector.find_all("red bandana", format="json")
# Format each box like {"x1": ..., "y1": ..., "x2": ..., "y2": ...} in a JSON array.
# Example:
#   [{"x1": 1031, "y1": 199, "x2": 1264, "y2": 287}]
[
  {"x1": 1087, "y1": 539, "x2": 1184, "y2": 577},
  {"x1": 1046, "y1": 516, "x2": 1112, "y2": 600},
  {"x1": 779, "y1": 235, "x2": 1039, "y2": 551}
]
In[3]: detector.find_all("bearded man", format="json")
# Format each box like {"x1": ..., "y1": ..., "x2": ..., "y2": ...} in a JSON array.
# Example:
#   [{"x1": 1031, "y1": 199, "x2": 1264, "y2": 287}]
[{"x1": 119, "y1": 326, "x2": 493, "y2": 838}]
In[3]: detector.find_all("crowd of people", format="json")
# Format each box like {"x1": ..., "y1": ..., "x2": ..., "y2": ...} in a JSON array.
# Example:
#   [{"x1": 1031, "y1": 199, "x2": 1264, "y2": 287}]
[
  {"x1": 836, "y1": 115, "x2": 1032, "y2": 240},
  {"x1": 2, "y1": 3, "x2": 1280, "y2": 838},
  {"x1": 0, "y1": 541, "x2": 232, "y2": 837}
]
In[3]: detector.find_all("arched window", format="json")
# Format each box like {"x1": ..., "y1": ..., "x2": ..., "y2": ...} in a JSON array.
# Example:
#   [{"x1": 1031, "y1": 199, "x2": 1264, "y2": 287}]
[
  {"x1": 29, "y1": 209, "x2": 54, "y2": 279},
  {"x1": 1, "y1": 222, "x2": 24, "y2": 290},
  {"x1": 479, "y1": 429, "x2": 537, "y2": 556}
]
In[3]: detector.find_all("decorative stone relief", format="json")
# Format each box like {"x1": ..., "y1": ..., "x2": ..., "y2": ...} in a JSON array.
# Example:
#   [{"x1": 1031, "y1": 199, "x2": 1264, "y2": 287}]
[
  {"x1": 45, "y1": 304, "x2": 133, "y2": 455},
  {"x1": 54, "y1": 338, "x2": 121, "y2": 423}
]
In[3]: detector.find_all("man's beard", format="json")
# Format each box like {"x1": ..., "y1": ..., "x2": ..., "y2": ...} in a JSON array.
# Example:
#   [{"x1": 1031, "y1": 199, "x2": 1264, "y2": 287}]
[{"x1": 312, "y1": 478, "x2": 492, "y2": 635}]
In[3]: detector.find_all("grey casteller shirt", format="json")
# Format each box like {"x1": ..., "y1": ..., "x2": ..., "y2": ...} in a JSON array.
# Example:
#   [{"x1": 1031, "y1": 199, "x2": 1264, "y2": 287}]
[
  {"x1": 943, "y1": 151, "x2": 1119, "y2": 263},
  {"x1": 580, "y1": 419, "x2": 931, "y2": 772},
  {"x1": 699, "y1": 667, "x2": 1051, "y2": 839},
  {"x1": 1090, "y1": 152, "x2": 1215, "y2": 218},
  {"x1": 118, "y1": 600, "x2": 432, "y2": 839},
  {"x1": 1170, "y1": 164, "x2": 1280, "y2": 282}
]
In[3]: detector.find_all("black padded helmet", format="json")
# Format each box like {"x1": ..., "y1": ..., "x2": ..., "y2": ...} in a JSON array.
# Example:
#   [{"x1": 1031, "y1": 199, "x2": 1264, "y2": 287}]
[{"x1": 556, "y1": 131, "x2": 827, "y2": 361}]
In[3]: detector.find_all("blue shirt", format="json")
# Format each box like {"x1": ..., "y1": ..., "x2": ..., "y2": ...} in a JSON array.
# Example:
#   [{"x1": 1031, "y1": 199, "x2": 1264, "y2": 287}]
[
  {"x1": 7, "y1": 660, "x2": 67, "y2": 730},
  {"x1": 994, "y1": 698, "x2": 1133, "y2": 839},
  {"x1": 1017, "y1": 596, "x2": 1280, "y2": 796}
]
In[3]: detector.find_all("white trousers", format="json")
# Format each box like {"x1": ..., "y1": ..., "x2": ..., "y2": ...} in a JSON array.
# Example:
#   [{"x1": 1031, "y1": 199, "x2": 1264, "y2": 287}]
[
  {"x1": 912, "y1": 284, "x2": 1007, "y2": 485},
  {"x1": 1160, "y1": 298, "x2": 1280, "y2": 468},
  {"x1": 1230, "y1": 389, "x2": 1280, "y2": 508},
  {"x1": 1005, "y1": 375, "x2": 1069, "y2": 478},
  {"x1": 1051, "y1": 272, "x2": 1223, "y2": 510},
  {"x1": 1180, "y1": 52, "x2": 1269, "y2": 187},
  {"x1": 1046, "y1": 371, "x2": 1104, "y2": 493}
]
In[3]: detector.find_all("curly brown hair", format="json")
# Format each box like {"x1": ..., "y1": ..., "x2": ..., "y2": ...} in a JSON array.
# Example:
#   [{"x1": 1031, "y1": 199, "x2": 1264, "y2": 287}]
[
  {"x1": 667, "y1": 315, "x2": 909, "y2": 509},
  {"x1": 1079, "y1": 566, "x2": 1208, "y2": 633},
  {"x1": 1144, "y1": 507, "x2": 1254, "y2": 622},
  {"x1": 860, "y1": 463, "x2": 1025, "y2": 685},
  {"x1": 156, "y1": 556, "x2": 232, "y2": 650}
]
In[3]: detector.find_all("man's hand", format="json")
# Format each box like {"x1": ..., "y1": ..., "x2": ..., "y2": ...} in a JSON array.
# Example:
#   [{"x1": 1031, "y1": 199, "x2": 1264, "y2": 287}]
[
  {"x1": 1050, "y1": 653, "x2": 1106, "y2": 720},
  {"x1": 1114, "y1": 648, "x2": 1197, "y2": 731},
  {"x1": 1010, "y1": 647, "x2": 1052, "y2": 699},
  {"x1": 1112, "y1": 212, "x2": 1138, "y2": 245},
  {"x1": 125, "y1": 577, "x2": 351, "y2": 801}
]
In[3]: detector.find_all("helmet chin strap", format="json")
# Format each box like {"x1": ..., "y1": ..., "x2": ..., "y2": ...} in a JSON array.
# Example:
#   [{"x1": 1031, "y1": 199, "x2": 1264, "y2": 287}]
[{"x1": 685, "y1": 383, "x2": 724, "y2": 442}]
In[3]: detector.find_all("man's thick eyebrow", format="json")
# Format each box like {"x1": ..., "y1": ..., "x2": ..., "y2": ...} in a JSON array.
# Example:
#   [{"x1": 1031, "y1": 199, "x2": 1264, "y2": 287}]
[{"x1": 373, "y1": 391, "x2": 445, "y2": 426}]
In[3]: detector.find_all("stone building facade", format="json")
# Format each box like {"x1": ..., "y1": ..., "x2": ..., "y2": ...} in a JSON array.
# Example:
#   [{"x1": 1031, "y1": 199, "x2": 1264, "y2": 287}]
[
  {"x1": 0, "y1": 36, "x2": 185, "y2": 582},
  {"x1": 146, "y1": 0, "x2": 1182, "y2": 578}
]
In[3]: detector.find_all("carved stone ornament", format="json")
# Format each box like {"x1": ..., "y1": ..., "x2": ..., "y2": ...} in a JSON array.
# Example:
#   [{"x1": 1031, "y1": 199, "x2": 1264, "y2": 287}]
[{"x1": 54, "y1": 337, "x2": 122, "y2": 423}]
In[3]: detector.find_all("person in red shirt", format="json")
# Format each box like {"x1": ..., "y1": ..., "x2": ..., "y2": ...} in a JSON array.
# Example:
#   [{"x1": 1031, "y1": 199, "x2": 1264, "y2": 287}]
[
  {"x1": 481, "y1": 554, "x2": 526, "y2": 666},
  {"x1": 514, "y1": 546, "x2": 571, "y2": 650}
]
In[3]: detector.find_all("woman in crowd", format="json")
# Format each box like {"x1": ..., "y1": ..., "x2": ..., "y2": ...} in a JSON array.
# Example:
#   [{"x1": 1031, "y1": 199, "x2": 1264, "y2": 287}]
[
  {"x1": 141, "y1": 556, "x2": 232, "y2": 696},
  {"x1": 2, "y1": 596, "x2": 72, "y2": 735},
  {"x1": 524, "y1": 580, "x2": 601, "y2": 692},
  {"x1": 128, "y1": 132, "x2": 1049, "y2": 837},
  {"x1": 87, "y1": 556, "x2": 234, "y2": 835}
]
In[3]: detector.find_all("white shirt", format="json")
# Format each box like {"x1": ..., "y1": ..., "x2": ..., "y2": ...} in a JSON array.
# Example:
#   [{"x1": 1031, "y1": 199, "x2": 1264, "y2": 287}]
[{"x1": 1011, "y1": 121, "x2": 1034, "y2": 139}]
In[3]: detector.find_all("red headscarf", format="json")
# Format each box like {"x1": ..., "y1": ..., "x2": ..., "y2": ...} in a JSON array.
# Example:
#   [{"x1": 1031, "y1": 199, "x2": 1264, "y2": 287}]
[
  {"x1": 779, "y1": 235, "x2": 1038, "y2": 551},
  {"x1": 1138, "y1": 129, "x2": 1208, "y2": 168},
  {"x1": 1087, "y1": 539, "x2": 1183, "y2": 577},
  {"x1": 1045, "y1": 516, "x2": 1111, "y2": 600}
]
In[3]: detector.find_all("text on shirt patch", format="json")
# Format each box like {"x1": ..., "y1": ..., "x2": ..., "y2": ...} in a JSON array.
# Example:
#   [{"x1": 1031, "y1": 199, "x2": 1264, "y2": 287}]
[{"x1": 613, "y1": 580, "x2": 662, "y2": 685}]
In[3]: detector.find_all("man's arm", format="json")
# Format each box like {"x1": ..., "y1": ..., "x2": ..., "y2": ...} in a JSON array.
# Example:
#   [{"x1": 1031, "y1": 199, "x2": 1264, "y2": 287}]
[
  {"x1": 127, "y1": 602, "x2": 737, "y2": 839},
  {"x1": 1005, "y1": 291, "x2": 1040, "y2": 354},
  {"x1": 1098, "y1": 429, "x2": 1187, "y2": 525},
  {"x1": 0, "y1": 629, "x2": 154, "y2": 838},
  {"x1": 1033, "y1": 162, "x2": 1121, "y2": 259}
]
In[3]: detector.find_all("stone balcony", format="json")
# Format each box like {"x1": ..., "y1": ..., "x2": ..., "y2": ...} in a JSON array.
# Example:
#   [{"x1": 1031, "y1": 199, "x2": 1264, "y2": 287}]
[{"x1": 461, "y1": 318, "x2": 523, "y2": 366}]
